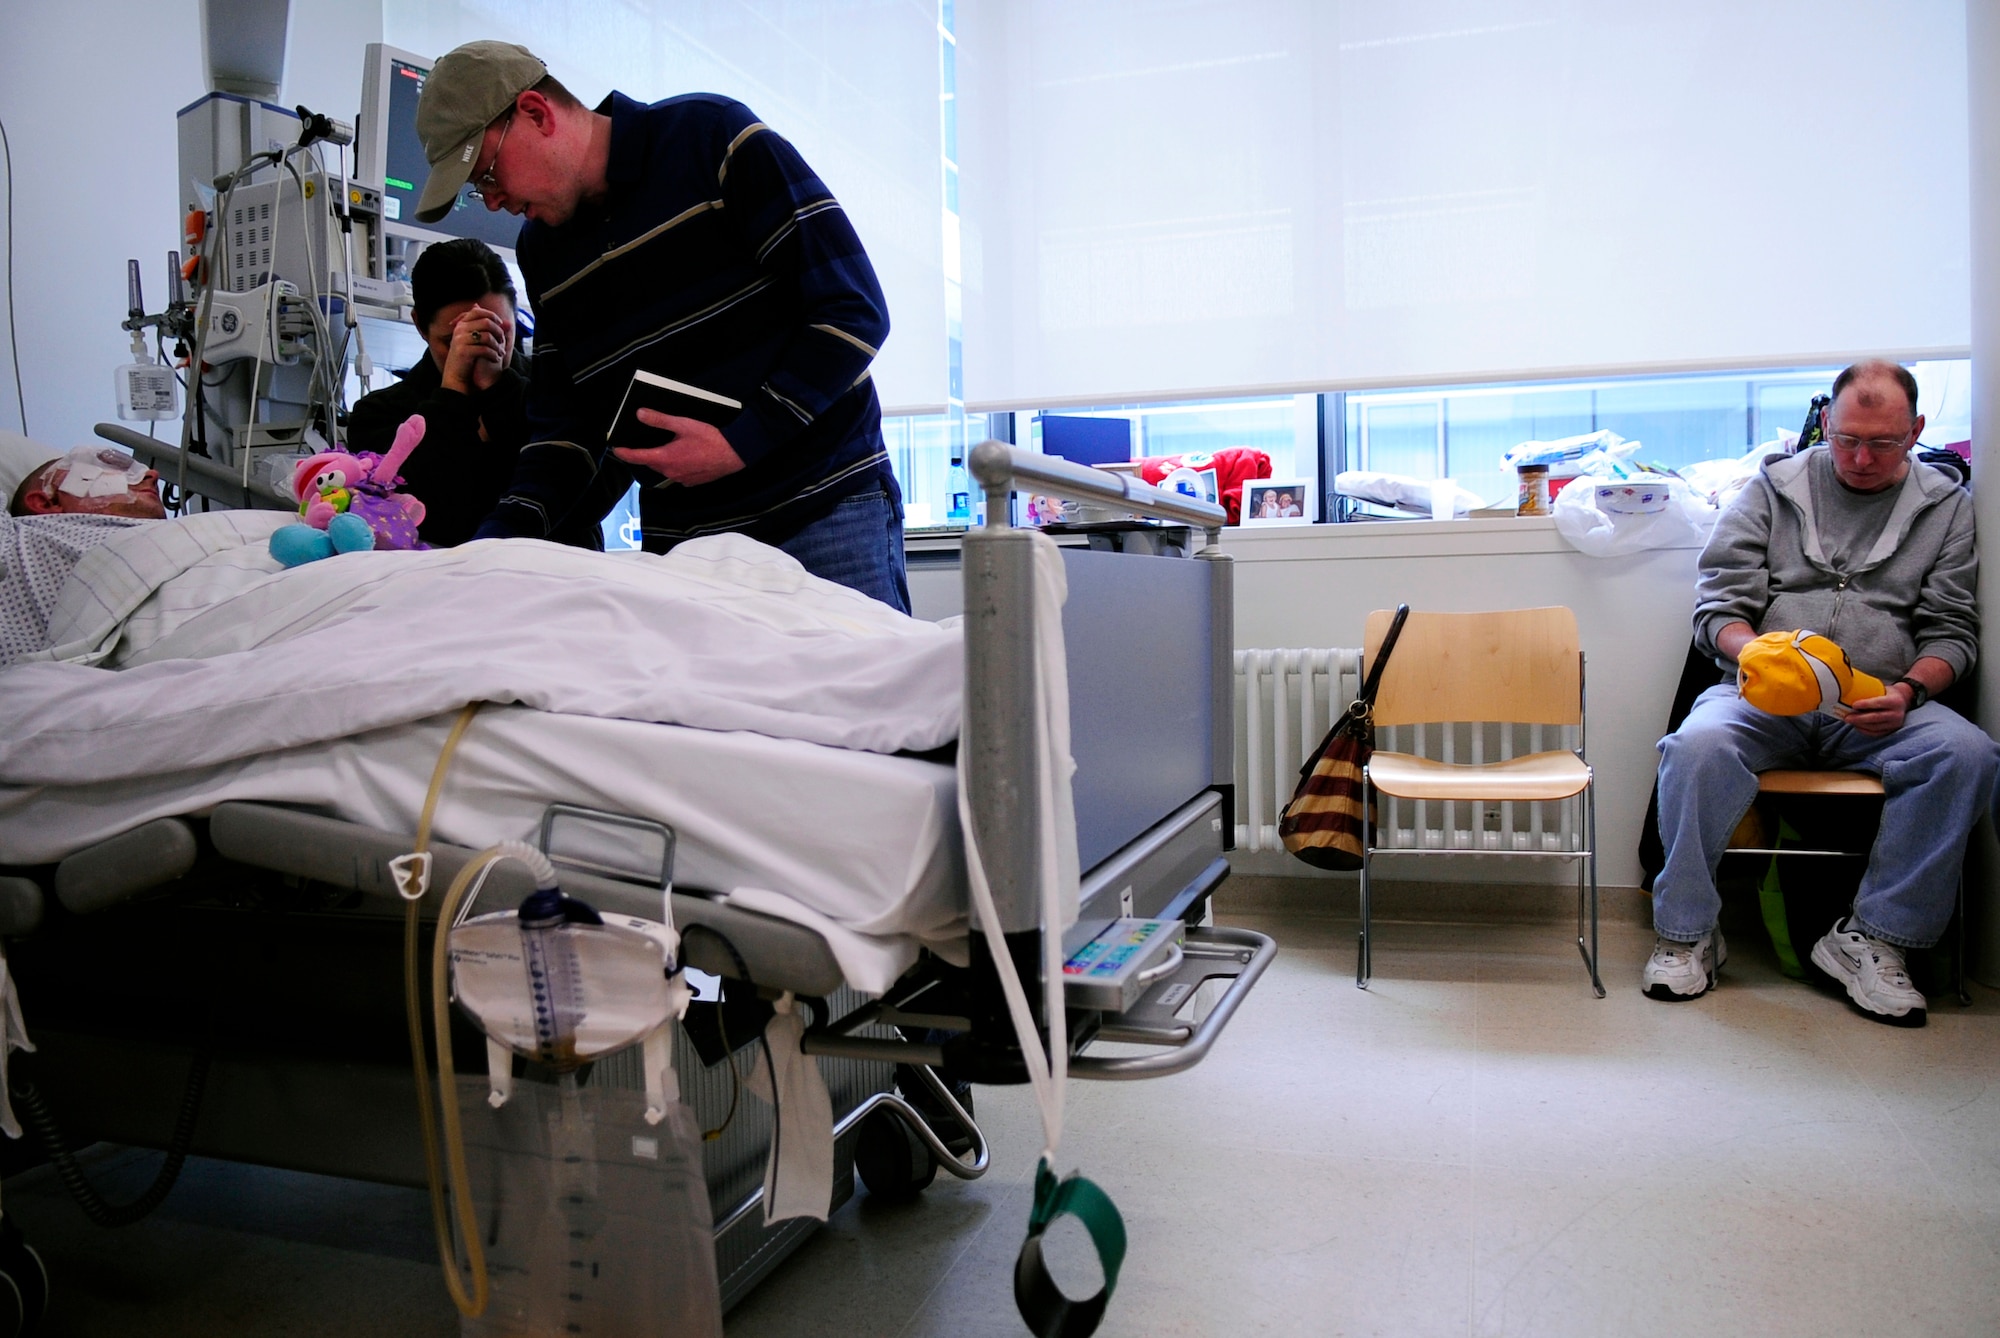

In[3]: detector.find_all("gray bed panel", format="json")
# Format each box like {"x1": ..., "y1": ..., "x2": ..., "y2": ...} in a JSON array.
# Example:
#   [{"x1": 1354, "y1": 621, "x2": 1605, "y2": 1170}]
[{"x1": 1059, "y1": 547, "x2": 1215, "y2": 870}]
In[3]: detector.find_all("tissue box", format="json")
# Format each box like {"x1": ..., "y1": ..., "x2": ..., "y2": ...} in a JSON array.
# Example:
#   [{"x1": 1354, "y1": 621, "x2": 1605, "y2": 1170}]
[{"x1": 1595, "y1": 482, "x2": 1673, "y2": 514}]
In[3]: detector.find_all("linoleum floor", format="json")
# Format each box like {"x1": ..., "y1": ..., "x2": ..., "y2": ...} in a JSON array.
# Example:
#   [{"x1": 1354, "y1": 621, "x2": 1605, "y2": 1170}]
[{"x1": 7, "y1": 895, "x2": 1999, "y2": 1336}]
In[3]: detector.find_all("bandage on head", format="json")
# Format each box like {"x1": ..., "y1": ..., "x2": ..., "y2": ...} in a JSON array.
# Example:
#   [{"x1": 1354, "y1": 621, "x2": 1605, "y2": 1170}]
[{"x1": 56, "y1": 446, "x2": 150, "y2": 499}]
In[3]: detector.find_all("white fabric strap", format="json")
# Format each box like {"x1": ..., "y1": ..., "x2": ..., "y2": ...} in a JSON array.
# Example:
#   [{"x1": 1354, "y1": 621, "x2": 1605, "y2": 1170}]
[
  {"x1": 745, "y1": 993, "x2": 834, "y2": 1225},
  {"x1": 0, "y1": 948, "x2": 34, "y2": 1140},
  {"x1": 643, "y1": 969, "x2": 693, "y2": 1123},
  {"x1": 485, "y1": 1036, "x2": 513, "y2": 1109}
]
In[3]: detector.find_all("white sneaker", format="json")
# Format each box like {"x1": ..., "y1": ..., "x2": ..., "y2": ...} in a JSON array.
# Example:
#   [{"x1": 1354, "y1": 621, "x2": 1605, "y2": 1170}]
[
  {"x1": 1811, "y1": 917, "x2": 1927, "y2": 1027},
  {"x1": 1642, "y1": 929, "x2": 1726, "y2": 1001}
]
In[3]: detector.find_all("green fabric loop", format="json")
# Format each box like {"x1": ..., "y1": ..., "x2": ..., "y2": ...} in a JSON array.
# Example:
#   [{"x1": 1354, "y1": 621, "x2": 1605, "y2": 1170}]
[
  {"x1": 1757, "y1": 817, "x2": 1806, "y2": 979},
  {"x1": 1014, "y1": 1158, "x2": 1128, "y2": 1338}
]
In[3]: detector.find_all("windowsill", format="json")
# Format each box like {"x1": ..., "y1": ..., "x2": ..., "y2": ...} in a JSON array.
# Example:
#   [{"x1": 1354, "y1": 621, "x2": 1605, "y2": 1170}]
[{"x1": 1221, "y1": 514, "x2": 1572, "y2": 560}]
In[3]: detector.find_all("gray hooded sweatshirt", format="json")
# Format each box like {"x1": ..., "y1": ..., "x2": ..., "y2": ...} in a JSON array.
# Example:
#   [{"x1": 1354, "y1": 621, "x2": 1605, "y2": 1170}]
[{"x1": 1693, "y1": 446, "x2": 1979, "y2": 682}]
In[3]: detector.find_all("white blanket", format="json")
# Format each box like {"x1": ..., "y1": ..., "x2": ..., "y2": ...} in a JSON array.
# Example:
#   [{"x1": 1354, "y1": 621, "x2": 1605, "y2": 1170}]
[{"x1": 0, "y1": 524, "x2": 961, "y2": 791}]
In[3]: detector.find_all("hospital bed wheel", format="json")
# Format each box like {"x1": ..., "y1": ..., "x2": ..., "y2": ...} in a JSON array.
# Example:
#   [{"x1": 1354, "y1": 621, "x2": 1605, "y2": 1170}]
[
  {"x1": 854, "y1": 1107, "x2": 937, "y2": 1204},
  {"x1": 0, "y1": 1216, "x2": 45, "y2": 1335}
]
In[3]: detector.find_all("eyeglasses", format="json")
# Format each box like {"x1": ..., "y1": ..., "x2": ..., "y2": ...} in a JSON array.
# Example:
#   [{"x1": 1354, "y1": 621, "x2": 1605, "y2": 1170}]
[
  {"x1": 1826, "y1": 430, "x2": 1912, "y2": 454},
  {"x1": 466, "y1": 112, "x2": 515, "y2": 201}
]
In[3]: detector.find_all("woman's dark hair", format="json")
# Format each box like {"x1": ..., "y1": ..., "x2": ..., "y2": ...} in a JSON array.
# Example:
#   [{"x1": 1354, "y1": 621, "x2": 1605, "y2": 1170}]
[{"x1": 410, "y1": 237, "x2": 516, "y2": 333}]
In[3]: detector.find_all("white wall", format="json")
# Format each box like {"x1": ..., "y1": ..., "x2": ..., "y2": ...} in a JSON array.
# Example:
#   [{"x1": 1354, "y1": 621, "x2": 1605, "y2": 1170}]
[
  {"x1": 0, "y1": 0, "x2": 385, "y2": 456},
  {"x1": 383, "y1": 0, "x2": 947, "y2": 411},
  {"x1": 1224, "y1": 519, "x2": 1701, "y2": 891}
]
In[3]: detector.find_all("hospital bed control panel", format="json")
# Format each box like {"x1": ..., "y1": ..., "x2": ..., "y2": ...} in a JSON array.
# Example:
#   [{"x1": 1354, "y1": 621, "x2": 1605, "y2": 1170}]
[{"x1": 1062, "y1": 917, "x2": 1186, "y2": 1013}]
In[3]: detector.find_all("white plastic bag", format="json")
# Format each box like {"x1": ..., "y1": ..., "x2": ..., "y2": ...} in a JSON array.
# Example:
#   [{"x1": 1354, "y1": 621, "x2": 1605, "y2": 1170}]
[
  {"x1": 1334, "y1": 470, "x2": 1485, "y2": 517},
  {"x1": 1552, "y1": 475, "x2": 1718, "y2": 556},
  {"x1": 1501, "y1": 429, "x2": 1637, "y2": 471},
  {"x1": 1680, "y1": 437, "x2": 1792, "y2": 511}
]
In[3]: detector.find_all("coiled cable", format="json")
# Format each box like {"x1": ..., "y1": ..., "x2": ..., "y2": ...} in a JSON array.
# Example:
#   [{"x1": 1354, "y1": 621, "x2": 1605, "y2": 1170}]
[{"x1": 8, "y1": 1046, "x2": 211, "y2": 1229}]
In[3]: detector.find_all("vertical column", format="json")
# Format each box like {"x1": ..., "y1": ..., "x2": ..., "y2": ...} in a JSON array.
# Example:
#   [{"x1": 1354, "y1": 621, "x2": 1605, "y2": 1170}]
[
  {"x1": 940, "y1": 2, "x2": 973, "y2": 525},
  {"x1": 961, "y1": 526, "x2": 1045, "y2": 934},
  {"x1": 1969, "y1": 0, "x2": 2000, "y2": 981}
]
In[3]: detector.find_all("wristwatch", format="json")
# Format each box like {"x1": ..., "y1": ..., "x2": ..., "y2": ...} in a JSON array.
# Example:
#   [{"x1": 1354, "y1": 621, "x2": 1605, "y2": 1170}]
[{"x1": 1896, "y1": 677, "x2": 1930, "y2": 710}]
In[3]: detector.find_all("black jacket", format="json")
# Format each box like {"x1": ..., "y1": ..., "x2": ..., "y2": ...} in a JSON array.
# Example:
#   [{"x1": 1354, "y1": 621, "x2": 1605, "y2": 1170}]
[{"x1": 348, "y1": 354, "x2": 606, "y2": 549}]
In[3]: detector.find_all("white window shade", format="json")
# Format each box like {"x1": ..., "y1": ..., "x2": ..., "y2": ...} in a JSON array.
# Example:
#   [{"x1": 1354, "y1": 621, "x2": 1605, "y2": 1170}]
[
  {"x1": 957, "y1": 0, "x2": 1970, "y2": 409},
  {"x1": 385, "y1": 0, "x2": 946, "y2": 410}
]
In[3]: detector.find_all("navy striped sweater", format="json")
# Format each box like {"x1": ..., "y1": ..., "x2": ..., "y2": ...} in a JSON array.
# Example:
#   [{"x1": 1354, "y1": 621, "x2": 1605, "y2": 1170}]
[{"x1": 477, "y1": 91, "x2": 896, "y2": 545}]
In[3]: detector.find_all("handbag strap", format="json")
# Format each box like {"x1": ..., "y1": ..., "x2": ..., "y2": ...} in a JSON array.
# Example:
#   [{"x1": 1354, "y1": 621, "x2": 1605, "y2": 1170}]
[{"x1": 1357, "y1": 604, "x2": 1412, "y2": 707}]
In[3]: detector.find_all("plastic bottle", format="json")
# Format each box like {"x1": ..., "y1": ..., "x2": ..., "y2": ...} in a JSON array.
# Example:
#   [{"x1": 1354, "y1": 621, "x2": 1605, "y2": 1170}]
[{"x1": 114, "y1": 330, "x2": 179, "y2": 421}]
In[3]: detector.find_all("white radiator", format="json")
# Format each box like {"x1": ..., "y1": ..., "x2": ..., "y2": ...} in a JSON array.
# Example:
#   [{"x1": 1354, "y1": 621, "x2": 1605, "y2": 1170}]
[
  {"x1": 1232, "y1": 648, "x2": 1582, "y2": 856},
  {"x1": 1232, "y1": 648, "x2": 1362, "y2": 851}
]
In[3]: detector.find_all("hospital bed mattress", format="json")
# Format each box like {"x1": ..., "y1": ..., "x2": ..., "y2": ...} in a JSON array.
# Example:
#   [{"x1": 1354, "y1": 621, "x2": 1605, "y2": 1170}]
[{"x1": 2, "y1": 704, "x2": 963, "y2": 950}]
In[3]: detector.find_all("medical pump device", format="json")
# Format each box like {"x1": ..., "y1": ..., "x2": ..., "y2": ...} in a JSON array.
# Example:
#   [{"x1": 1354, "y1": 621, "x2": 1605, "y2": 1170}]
[{"x1": 117, "y1": 92, "x2": 411, "y2": 507}]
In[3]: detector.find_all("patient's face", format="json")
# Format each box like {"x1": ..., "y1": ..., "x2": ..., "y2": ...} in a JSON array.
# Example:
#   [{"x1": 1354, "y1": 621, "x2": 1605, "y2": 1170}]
[{"x1": 15, "y1": 458, "x2": 167, "y2": 520}]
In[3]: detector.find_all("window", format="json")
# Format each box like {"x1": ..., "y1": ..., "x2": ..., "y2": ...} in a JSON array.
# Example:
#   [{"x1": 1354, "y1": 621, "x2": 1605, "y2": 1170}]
[
  {"x1": 883, "y1": 359, "x2": 1968, "y2": 532},
  {"x1": 1019, "y1": 395, "x2": 1317, "y2": 479},
  {"x1": 882, "y1": 411, "x2": 968, "y2": 531},
  {"x1": 1340, "y1": 361, "x2": 1968, "y2": 517}
]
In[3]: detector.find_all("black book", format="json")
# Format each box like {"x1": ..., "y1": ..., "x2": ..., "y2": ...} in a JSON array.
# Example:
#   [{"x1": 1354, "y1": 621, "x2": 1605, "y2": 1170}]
[{"x1": 606, "y1": 369, "x2": 743, "y2": 448}]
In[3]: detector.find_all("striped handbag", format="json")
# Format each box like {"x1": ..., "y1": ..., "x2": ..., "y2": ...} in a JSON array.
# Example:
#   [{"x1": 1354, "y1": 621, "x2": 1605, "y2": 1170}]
[{"x1": 1278, "y1": 604, "x2": 1410, "y2": 870}]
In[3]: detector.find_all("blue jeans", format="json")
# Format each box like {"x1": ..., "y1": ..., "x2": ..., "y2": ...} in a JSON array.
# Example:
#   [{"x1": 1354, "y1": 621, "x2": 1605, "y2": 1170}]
[
  {"x1": 1653, "y1": 685, "x2": 2000, "y2": 948},
  {"x1": 776, "y1": 488, "x2": 910, "y2": 613}
]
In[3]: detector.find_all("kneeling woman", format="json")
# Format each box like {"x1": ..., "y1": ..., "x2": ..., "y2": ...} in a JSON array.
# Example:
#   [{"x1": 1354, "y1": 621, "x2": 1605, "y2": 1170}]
[{"x1": 347, "y1": 238, "x2": 532, "y2": 547}]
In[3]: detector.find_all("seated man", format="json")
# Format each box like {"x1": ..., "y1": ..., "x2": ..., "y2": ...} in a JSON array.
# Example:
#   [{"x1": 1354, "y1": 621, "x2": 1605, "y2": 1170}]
[{"x1": 1645, "y1": 360, "x2": 1999, "y2": 1026}]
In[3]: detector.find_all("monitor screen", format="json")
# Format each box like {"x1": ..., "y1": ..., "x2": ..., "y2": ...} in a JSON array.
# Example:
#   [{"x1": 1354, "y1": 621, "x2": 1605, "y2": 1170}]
[
  {"x1": 1040, "y1": 414, "x2": 1133, "y2": 468},
  {"x1": 361, "y1": 45, "x2": 523, "y2": 253}
]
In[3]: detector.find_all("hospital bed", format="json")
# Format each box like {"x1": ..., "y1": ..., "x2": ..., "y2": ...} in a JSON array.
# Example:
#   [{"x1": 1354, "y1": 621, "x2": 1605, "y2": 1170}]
[{"x1": 0, "y1": 441, "x2": 1274, "y2": 1318}]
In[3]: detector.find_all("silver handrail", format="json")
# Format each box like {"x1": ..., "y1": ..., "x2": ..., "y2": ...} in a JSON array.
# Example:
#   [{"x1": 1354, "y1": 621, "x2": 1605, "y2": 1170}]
[
  {"x1": 1071, "y1": 926, "x2": 1277, "y2": 1080},
  {"x1": 968, "y1": 439, "x2": 1228, "y2": 531}
]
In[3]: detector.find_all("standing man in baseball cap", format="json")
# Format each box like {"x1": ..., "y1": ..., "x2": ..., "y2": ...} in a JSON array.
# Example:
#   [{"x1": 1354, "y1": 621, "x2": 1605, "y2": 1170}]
[{"x1": 412, "y1": 41, "x2": 907, "y2": 610}]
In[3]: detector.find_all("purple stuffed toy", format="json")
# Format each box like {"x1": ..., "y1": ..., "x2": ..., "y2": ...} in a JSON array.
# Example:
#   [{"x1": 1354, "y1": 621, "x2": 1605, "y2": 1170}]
[{"x1": 269, "y1": 415, "x2": 430, "y2": 567}]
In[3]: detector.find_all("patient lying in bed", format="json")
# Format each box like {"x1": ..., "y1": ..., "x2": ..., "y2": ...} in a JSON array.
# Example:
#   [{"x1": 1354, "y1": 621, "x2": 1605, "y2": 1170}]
[
  {"x1": 0, "y1": 504, "x2": 966, "y2": 989},
  {"x1": 1, "y1": 433, "x2": 174, "y2": 666}
]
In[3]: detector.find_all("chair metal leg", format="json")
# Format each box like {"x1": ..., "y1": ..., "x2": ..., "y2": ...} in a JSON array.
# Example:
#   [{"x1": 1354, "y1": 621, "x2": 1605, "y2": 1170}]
[
  {"x1": 1358, "y1": 775, "x2": 1373, "y2": 989},
  {"x1": 1575, "y1": 784, "x2": 1603, "y2": 998},
  {"x1": 1956, "y1": 870, "x2": 1972, "y2": 1007}
]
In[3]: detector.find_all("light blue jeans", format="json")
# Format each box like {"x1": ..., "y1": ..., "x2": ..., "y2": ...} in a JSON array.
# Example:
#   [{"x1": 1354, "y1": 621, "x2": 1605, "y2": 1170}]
[
  {"x1": 776, "y1": 487, "x2": 910, "y2": 614},
  {"x1": 1653, "y1": 685, "x2": 2000, "y2": 948}
]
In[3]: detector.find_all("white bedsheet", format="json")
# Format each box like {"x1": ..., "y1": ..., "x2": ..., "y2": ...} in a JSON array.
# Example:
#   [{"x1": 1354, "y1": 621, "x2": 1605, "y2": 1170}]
[
  {"x1": 0, "y1": 525, "x2": 961, "y2": 787},
  {"x1": 0, "y1": 705, "x2": 964, "y2": 993}
]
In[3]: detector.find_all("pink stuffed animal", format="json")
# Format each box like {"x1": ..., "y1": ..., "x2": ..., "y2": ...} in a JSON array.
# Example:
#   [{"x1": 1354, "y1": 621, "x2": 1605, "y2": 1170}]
[{"x1": 268, "y1": 416, "x2": 431, "y2": 567}]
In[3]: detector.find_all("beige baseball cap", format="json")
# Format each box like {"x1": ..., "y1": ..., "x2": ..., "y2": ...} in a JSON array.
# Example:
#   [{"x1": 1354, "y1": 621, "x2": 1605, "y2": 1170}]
[
  {"x1": 414, "y1": 41, "x2": 548, "y2": 224},
  {"x1": 0, "y1": 431, "x2": 61, "y2": 512}
]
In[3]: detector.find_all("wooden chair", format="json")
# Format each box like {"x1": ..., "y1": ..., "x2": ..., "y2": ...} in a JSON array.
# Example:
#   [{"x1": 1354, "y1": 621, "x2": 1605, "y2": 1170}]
[
  {"x1": 1728, "y1": 769, "x2": 1970, "y2": 1006},
  {"x1": 1359, "y1": 607, "x2": 1601, "y2": 996}
]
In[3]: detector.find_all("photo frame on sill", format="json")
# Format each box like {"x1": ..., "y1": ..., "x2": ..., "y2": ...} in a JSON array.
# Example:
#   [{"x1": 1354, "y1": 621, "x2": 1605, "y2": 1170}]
[{"x1": 1242, "y1": 478, "x2": 1312, "y2": 525}]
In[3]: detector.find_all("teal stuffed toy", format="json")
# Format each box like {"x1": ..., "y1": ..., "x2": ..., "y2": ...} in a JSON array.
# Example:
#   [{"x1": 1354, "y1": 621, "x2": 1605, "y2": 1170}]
[
  {"x1": 269, "y1": 510, "x2": 375, "y2": 567},
  {"x1": 269, "y1": 414, "x2": 429, "y2": 567}
]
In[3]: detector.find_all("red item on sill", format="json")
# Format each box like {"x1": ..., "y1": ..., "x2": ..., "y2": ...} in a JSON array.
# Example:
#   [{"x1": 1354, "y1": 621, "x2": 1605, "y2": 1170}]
[{"x1": 1137, "y1": 448, "x2": 1273, "y2": 526}]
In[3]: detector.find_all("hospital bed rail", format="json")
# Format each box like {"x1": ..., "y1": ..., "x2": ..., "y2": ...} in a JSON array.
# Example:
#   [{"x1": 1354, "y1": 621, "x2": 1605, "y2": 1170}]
[
  {"x1": 925, "y1": 442, "x2": 1271, "y2": 1084},
  {"x1": 95, "y1": 421, "x2": 294, "y2": 511}
]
